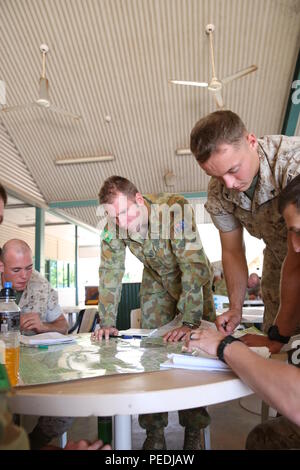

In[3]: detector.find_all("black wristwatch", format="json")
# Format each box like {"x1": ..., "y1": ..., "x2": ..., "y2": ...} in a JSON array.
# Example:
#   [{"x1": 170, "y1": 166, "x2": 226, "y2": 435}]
[
  {"x1": 182, "y1": 321, "x2": 198, "y2": 329},
  {"x1": 267, "y1": 325, "x2": 290, "y2": 344},
  {"x1": 217, "y1": 335, "x2": 241, "y2": 363}
]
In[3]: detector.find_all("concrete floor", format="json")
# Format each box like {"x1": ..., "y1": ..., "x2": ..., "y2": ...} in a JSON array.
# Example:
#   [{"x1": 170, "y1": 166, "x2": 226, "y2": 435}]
[{"x1": 45, "y1": 394, "x2": 263, "y2": 450}]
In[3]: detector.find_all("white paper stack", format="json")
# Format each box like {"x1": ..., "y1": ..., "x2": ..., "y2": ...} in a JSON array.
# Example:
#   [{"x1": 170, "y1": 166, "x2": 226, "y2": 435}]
[
  {"x1": 160, "y1": 346, "x2": 271, "y2": 371},
  {"x1": 160, "y1": 353, "x2": 230, "y2": 371},
  {"x1": 20, "y1": 332, "x2": 75, "y2": 346}
]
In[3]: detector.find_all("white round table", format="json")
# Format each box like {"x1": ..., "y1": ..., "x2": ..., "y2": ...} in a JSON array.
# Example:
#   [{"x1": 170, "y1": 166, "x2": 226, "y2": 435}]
[{"x1": 9, "y1": 368, "x2": 253, "y2": 449}]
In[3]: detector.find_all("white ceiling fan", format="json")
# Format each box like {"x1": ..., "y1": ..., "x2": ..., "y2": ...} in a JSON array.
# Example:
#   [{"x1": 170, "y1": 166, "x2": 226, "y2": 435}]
[
  {"x1": 1, "y1": 44, "x2": 81, "y2": 120},
  {"x1": 169, "y1": 24, "x2": 258, "y2": 109}
]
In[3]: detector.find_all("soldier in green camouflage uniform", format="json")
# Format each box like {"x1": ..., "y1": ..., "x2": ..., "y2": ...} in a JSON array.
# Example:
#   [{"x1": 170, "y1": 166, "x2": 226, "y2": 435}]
[
  {"x1": 97, "y1": 177, "x2": 215, "y2": 449},
  {"x1": 190, "y1": 110, "x2": 300, "y2": 340},
  {"x1": 213, "y1": 274, "x2": 228, "y2": 297}
]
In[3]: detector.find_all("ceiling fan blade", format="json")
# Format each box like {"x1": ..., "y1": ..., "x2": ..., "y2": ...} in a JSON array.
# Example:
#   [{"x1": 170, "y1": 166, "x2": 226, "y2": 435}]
[
  {"x1": 1, "y1": 102, "x2": 37, "y2": 113},
  {"x1": 213, "y1": 90, "x2": 225, "y2": 109},
  {"x1": 221, "y1": 65, "x2": 258, "y2": 85},
  {"x1": 48, "y1": 103, "x2": 81, "y2": 120},
  {"x1": 39, "y1": 77, "x2": 50, "y2": 101},
  {"x1": 169, "y1": 79, "x2": 208, "y2": 88}
]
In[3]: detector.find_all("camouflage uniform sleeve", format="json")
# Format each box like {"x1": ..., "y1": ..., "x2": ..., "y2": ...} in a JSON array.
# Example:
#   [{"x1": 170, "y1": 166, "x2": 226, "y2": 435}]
[
  {"x1": 275, "y1": 138, "x2": 300, "y2": 188},
  {"x1": 205, "y1": 178, "x2": 241, "y2": 232},
  {"x1": 169, "y1": 197, "x2": 213, "y2": 325},
  {"x1": 45, "y1": 286, "x2": 63, "y2": 323},
  {"x1": 98, "y1": 233, "x2": 126, "y2": 327}
]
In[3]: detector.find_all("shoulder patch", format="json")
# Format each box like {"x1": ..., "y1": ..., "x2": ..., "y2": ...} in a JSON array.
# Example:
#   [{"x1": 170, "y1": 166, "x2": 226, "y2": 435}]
[{"x1": 101, "y1": 228, "x2": 113, "y2": 243}]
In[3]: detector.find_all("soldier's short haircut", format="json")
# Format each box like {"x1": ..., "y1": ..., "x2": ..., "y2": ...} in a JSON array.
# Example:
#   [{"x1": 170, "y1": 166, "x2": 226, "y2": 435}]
[
  {"x1": 0, "y1": 183, "x2": 7, "y2": 206},
  {"x1": 278, "y1": 174, "x2": 300, "y2": 215},
  {"x1": 99, "y1": 176, "x2": 139, "y2": 204},
  {"x1": 0, "y1": 239, "x2": 32, "y2": 262},
  {"x1": 190, "y1": 110, "x2": 247, "y2": 163}
]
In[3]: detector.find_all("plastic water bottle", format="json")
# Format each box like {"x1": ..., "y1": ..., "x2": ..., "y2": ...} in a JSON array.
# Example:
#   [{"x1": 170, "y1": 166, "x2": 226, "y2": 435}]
[{"x1": 0, "y1": 282, "x2": 21, "y2": 386}]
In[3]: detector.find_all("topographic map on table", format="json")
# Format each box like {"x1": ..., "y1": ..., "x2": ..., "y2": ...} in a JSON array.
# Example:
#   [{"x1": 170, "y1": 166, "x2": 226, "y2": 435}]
[{"x1": 18, "y1": 333, "x2": 183, "y2": 386}]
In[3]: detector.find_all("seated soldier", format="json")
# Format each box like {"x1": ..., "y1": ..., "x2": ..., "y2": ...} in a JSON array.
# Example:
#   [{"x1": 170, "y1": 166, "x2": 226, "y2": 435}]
[{"x1": 0, "y1": 239, "x2": 73, "y2": 449}]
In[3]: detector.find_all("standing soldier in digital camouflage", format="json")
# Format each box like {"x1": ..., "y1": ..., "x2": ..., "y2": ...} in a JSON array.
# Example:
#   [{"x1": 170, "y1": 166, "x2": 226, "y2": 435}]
[
  {"x1": 190, "y1": 110, "x2": 300, "y2": 353},
  {"x1": 94, "y1": 176, "x2": 215, "y2": 450}
]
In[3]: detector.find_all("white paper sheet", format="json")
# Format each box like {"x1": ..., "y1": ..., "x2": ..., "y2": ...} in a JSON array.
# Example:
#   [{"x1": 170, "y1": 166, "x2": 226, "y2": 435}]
[
  {"x1": 20, "y1": 332, "x2": 75, "y2": 346},
  {"x1": 160, "y1": 353, "x2": 230, "y2": 371},
  {"x1": 160, "y1": 346, "x2": 271, "y2": 371}
]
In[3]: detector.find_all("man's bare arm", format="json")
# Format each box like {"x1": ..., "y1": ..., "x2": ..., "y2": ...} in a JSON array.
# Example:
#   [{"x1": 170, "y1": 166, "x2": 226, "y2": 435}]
[
  {"x1": 42, "y1": 314, "x2": 69, "y2": 334},
  {"x1": 186, "y1": 329, "x2": 300, "y2": 426},
  {"x1": 21, "y1": 312, "x2": 68, "y2": 334},
  {"x1": 216, "y1": 227, "x2": 248, "y2": 334}
]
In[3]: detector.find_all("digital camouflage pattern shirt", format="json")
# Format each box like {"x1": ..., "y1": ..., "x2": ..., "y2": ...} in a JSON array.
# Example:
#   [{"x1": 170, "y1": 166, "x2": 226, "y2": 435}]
[
  {"x1": 206, "y1": 135, "x2": 300, "y2": 265},
  {"x1": 0, "y1": 270, "x2": 62, "y2": 323}
]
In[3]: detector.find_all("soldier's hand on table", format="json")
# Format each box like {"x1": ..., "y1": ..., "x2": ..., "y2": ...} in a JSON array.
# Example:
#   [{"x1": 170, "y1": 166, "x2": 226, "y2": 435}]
[
  {"x1": 163, "y1": 325, "x2": 194, "y2": 342},
  {"x1": 20, "y1": 312, "x2": 45, "y2": 333},
  {"x1": 215, "y1": 309, "x2": 241, "y2": 335},
  {"x1": 185, "y1": 328, "x2": 226, "y2": 356},
  {"x1": 240, "y1": 334, "x2": 283, "y2": 353},
  {"x1": 91, "y1": 325, "x2": 119, "y2": 341}
]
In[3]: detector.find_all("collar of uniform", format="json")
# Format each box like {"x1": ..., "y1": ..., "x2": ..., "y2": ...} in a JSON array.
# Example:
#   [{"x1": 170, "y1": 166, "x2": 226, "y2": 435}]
[
  {"x1": 221, "y1": 180, "x2": 251, "y2": 211},
  {"x1": 127, "y1": 230, "x2": 145, "y2": 244}
]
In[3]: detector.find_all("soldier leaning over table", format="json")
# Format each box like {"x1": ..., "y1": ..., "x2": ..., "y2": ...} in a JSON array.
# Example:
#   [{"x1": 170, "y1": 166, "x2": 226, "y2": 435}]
[{"x1": 93, "y1": 175, "x2": 215, "y2": 450}]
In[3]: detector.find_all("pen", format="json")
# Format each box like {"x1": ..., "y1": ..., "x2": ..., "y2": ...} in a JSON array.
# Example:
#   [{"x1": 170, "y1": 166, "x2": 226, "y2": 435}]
[
  {"x1": 119, "y1": 335, "x2": 144, "y2": 339},
  {"x1": 106, "y1": 334, "x2": 145, "y2": 339},
  {"x1": 92, "y1": 325, "x2": 145, "y2": 339},
  {"x1": 24, "y1": 344, "x2": 49, "y2": 349}
]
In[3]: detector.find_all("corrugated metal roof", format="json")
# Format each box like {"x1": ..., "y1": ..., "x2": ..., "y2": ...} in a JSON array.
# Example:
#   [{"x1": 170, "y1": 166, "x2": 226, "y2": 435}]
[
  {"x1": 0, "y1": 0, "x2": 299, "y2": 229},
  {"x1": 0, "y1": 121, "x2": 46, "y2": 206}
]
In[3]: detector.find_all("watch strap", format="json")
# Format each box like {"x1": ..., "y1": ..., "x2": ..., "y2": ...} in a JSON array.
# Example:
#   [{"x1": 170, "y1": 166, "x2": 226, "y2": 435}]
[
  {"x1": 267, "y1": 325, "x2": 290, "y2": 344},
  {"x1": 217, "y1": 335, "x2": 241, "y2": 363}
]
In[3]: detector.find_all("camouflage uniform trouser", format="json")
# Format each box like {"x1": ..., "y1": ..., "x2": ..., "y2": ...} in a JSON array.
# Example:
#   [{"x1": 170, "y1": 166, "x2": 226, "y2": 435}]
[
  {"x1": 139, "y1": 272, "x2": 212, "y2": 432},
  {"x1": 246, "y1": 416, "x2": 300, "y2": 450},
  {"x1": 28, "y1": 416, "x2": 74, "y2": 449}
]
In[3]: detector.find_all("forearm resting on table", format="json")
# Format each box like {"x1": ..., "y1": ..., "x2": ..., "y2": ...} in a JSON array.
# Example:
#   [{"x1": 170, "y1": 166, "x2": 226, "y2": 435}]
[
  {"x1": 224, "y1": 341, "x2": 300, "y2": 426},
  {"x1": 42, "y1": 315, "x2": 68, "y2": 334}
]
